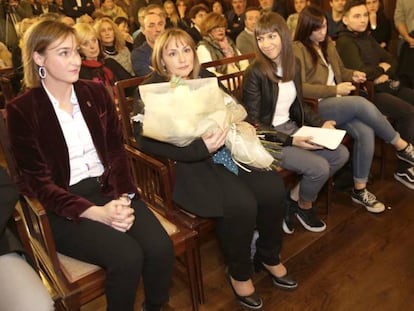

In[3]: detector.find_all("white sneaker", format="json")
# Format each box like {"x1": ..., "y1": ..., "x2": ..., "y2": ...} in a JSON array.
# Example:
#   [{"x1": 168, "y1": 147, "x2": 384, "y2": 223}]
[{"x1": 351, "y1": 188, "x2": 385, "y2": 213}]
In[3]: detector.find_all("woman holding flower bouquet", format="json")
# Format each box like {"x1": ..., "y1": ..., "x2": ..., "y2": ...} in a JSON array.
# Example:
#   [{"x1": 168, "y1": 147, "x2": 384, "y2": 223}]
[
  {"x1": 135, "y1": 28, "x2": 297, "y2": 310},
  {"x1": 242, "y1": 12, "x2": 349, "y2": 234}
]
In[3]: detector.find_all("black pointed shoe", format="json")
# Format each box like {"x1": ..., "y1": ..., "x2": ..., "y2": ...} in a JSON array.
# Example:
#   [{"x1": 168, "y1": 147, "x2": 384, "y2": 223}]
[
  {"x1": 227, "y1": 273, "x2": 263, "y2": 310},
  {"x1": 254, "y1": 259, "x2": 298, "y2": 290}
]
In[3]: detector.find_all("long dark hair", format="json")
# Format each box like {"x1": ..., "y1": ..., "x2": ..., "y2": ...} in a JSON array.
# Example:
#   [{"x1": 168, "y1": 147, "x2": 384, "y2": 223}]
[
  {"x1": 294, "y1": 5, "x2": 329, "y2": 66},
  {"x1": 254, "y1": 11, "x2": 295, "y2": 83}
]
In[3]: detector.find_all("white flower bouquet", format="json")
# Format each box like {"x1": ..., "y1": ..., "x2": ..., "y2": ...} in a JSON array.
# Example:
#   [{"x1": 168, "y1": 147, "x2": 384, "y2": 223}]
[{"x1": 138, "y1": 77, "x2": 279, "y2": 170}]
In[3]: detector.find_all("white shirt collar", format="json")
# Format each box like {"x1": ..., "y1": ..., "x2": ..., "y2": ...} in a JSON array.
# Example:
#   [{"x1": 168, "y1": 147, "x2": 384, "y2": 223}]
[{"x1": 41, "y1": 80, "x2": 78, "y2": 108}]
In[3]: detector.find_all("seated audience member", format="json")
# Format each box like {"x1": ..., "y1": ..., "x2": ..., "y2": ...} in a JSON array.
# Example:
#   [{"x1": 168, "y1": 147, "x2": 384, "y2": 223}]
[
  {"x1": 94, "y1": 17, "x2": 135, "y2": 75},
  {"x1": 197, "y1": 12, "x2": 249, "y2": 76},
  {"x1": 133, "y1": 4, "x2": 167, "y2": 48},
  {"x1": 176, "y1": 0, "x2": 190, "y2": 29},
  {"x1": 32, "y1": 0, "x2": 59, "y2": 16},
  {"x1": 135, "y1": 27, "x2": 297, "y2": 310},
  {"x1": 131, "y1": 0, "x2": 162, "y2": 30},
  {"x1": 187, "y1": 4, "x2": 209, "y2": 45},
  {"x1": 236, "y1": 6, "x2": 260, "y2": 56},
  {"x1": 293, "y1": 5, "x2": 414, "y2": 215},
  {"x1": 77, "y1": 13, "x2": 94, "y2": 24},
  {"x1": 326, "y1": 0, "x2": 346, "y2": 39},
  {"x1": 365, "y1": 0, "x2": 391, "y2": 49},
  {"x1": 258, "y1": 0, "x2": 288, "y2": 19},
  {"x1": 243, "y1": 12, "x2": 349, "y2": 233},
  {"x1": 96, "y1": 0, "x2": 128, "y2": 21},
  {"x1": 225, "y1": 0, "x2": 247, "y2": 42},
  {"x1": 132, "y1": 6, "x2": 147, "y2": 43},
  {"x1": 115, "y1": 0, "x2": 135, "y2": 29},
  {"x1": 0, "y1": 167, "x2": 55, "y2": 311},
  {"x1": 163, "y1": 0, "x2": 180, "y2": 27},
  {"x1": 7, "y1": 20, "x2": 174, "y2": 311},
  {"x1": 59, "y1": 15, "x2": 76, "y2": 26},
  {"x1": 394, "y1": 0, "x2": 414, "y2": 88},
  {"x1": 74, "y1": 22, "x2": 132, "y2": 99},
  {"x1": 115, "y1": 16, "x2": 134, "y2": 50},
  {"x1": 286, "y1": 0, "x2": 309, "y2": 38},
  {"x1": 62, "y1": 0, "x2": 95, "y2": 19},
  {"x1": 131, "y1": 10, "x2": 166, "y2": 76},
  {"x1": 336, "y1": 0, "x2": 414, "y2": 189},
  {"x1": 211, "y1": 0, "x2": 226, "y2": 16}
]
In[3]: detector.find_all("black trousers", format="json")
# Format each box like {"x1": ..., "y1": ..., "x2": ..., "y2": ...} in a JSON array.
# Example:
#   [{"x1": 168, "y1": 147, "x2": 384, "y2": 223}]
[
  {"x1": 47, "y1": 178, "x2": 174, "y2": 311},
  {"x1": 374, "y1": 86, "x2": 414, "y2": 172},
  {"x1": 212, "y1": 166, "x2": 286, "y2": 281}
]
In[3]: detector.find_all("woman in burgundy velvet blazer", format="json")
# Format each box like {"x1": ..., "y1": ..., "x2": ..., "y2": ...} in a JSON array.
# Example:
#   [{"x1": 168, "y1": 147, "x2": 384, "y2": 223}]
[{"x1": 7, "y1": 20, "x2": 173, "y2": 311}]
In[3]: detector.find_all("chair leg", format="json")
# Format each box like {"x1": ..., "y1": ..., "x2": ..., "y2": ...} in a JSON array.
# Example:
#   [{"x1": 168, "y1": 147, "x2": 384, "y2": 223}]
[
  {"x1": 184, "y1": 242, "x2": 200, "y2": 311},
  {"x1": 194, "y1": 239, "x2": 204, "y2": 305}
]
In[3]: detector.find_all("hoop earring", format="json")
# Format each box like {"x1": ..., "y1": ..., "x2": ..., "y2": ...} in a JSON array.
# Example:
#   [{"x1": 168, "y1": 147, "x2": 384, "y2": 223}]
[{"x1": 38, "y1": 66, "x2": 47, "y2": 79}]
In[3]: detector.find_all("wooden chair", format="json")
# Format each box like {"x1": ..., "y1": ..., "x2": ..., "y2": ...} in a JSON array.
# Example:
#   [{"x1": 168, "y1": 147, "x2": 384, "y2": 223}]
[
  {"x1": 200, "y1": 53, "x2": 256, "y2": 72},
  {"x1": 124, "y1": 144, "x2": 201, "y2": 310}
]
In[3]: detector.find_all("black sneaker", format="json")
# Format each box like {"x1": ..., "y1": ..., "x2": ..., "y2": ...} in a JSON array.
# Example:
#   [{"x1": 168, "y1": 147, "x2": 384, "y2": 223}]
[
  {"x1": 296, "y1": 207, "x2": 326, "y2": 233},
  {"x1": 351, "y1": 188, "x2": 385, "y2": 213},
  {"x1": 282, "y1": 198, "x2": 297, "y2": 234},
  {"x1": 394, "y1": 167, "x2": 414, "y2": 190},
  {"x1": 397, "y1": 143, "x2": 414, "y2": 165}
]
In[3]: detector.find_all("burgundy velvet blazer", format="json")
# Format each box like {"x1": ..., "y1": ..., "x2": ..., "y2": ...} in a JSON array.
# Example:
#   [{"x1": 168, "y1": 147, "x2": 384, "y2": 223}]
[{"x1": 7, "y1": 80, "x2": 136, "y2": 219}]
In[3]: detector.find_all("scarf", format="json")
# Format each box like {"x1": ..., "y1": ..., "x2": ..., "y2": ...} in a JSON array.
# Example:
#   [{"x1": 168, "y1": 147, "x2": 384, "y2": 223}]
[{"x1": 82, "y1": 59, "x2": 115, "y2": 87}]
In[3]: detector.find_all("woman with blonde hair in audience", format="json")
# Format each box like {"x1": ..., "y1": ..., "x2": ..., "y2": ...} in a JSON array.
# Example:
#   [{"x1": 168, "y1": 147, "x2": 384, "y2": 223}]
[
  {"x1": 96, "y1": 0, "x2": 128, "y2": 21},
  {"x1": 164, "y1": 0, "x2": 180, "y2": 28},
  {"x1": 74, "y1": 22, "x2": 131, "y2": 99},
  {"x1": 94, "y1": 16, "x2": 135, "y2": 75},
  {"x1": 135, "y1": 27, "x2": 297, "y2": 310}
]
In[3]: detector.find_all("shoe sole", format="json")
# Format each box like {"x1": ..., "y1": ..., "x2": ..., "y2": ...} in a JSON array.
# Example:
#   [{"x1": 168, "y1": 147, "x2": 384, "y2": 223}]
[
  {"x1": 396, "y1": 154, "x2": 414, "y2": 166},
  {"x1": 296, "y1": 214, "x2": 326, "y2": 233},
  {"x1": 350, "y1": 196, "x2": 385, "y2": 213},
  {"x1": 394, "y1": 173, "x2": 414, "y2": 190},
  {"x1": 282, "y1": 220, "x2": 294, "y2": 234},
  {"x1": 237, "y1": 299, "x2": 263, "y2": 310},
  {"x1": 272, "y1": 279, "x2": 299, "y2": 290}
]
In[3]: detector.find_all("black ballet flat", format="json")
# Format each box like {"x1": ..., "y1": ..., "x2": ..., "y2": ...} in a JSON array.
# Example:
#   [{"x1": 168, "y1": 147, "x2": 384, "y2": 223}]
[
  {"x1": 254, "y1": 258, "x2": 298, "y2": 290},
  {"x1": 227, "y1": 273, "x2": 263, "y2": 310}
]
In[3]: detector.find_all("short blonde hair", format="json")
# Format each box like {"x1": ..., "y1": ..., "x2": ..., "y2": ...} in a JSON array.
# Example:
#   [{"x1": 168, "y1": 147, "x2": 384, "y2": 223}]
[
  {"x1": 22, "y1": 20, "x2": 76, "y2": 88},
  {"x1": 94, "y1": 17, "x2": 125, "y2": 52},
  {"x1": 152, "y1": 28, "x2": 200, "y2": 79},
  {"x1": 200, "y1": 12, "x2": 227, "y2": 36}
]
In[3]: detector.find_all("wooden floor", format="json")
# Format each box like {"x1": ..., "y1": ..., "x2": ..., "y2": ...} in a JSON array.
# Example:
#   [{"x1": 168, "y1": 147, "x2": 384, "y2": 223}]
[{"x1": 80, "y1": 149, "x2": 414, "y2": 310}]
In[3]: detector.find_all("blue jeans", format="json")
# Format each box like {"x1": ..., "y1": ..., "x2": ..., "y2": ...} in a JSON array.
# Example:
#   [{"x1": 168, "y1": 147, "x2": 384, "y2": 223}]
[{"x1": 318, "y1": 96, "x2": 400, "y2": 184}]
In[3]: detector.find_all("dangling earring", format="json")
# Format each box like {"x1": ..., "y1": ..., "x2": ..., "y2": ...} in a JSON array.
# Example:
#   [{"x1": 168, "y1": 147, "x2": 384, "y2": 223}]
[{"x1": 38, "y1": 66, "x2": 47, "y2": 79}]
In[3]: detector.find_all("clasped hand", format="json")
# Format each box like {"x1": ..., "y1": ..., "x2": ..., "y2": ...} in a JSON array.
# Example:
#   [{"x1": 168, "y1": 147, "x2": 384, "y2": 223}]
[{"x1": 80, "y1": 199, "x2": 135, "y2": 232}]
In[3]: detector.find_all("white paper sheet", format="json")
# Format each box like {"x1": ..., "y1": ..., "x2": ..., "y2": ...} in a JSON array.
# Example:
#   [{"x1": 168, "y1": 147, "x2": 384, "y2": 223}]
[{"x1": 292, "y1": 126, "x2": 346, "y2": 150}]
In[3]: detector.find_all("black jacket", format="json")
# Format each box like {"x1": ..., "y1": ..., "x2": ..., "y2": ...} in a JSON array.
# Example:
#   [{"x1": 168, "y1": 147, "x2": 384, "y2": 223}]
[{"x1": 242, "y1": 59, "x2": 324, "y2": 146}]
